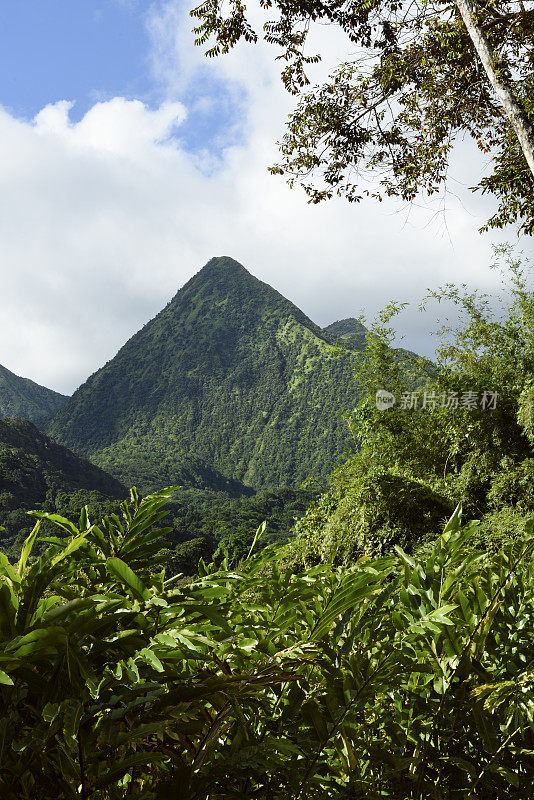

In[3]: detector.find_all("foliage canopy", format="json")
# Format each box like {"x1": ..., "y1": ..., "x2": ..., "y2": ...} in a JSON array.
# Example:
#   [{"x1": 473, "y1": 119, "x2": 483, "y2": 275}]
[
  {"x1": 191, "y1": 0, "x2": 534, "y2": 234},
  {"x1": 283, "y1": 244, "x2": 534, "y2": 568},
  {"x1": 0, "y1": 487, "x2": 533, "y2": 797}
]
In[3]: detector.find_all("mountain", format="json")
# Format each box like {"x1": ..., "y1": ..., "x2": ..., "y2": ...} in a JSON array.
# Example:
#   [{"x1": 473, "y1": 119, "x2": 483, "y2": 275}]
[
  {"x1": 323, "y1": 318, "x2": 367, "y2": 351},
  {"x1": 0, "y1": 417, "x2": 126, "y2": 554},
  {"x1": 46, "y1": 256, "x2": 363, "y2": 493},
  {"x1": 0, "y1": 363, "x2": 68, "y2": 425},
  {"x1": 0, "y1": 417, "x2": 124, "y2": 503}
]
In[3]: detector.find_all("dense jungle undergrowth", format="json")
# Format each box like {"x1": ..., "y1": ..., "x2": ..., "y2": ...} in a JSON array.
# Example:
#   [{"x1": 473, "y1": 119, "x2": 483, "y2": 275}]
[
  {"x1": 282, "y1": 245, "x2": 534, "y2": 570},
  {"x1": 0, "y1": 488, "x2": 533, "y2": 798}
]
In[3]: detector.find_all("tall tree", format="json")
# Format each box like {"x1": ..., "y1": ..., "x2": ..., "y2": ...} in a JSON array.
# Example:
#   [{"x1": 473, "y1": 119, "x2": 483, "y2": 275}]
[{"x1": 191, "y1": 0, "x2": 534, "y2": 234}]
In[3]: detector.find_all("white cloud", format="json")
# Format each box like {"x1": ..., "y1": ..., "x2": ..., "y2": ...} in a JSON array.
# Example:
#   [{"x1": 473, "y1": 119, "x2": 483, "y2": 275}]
[
  {"x1": 0, "y1": 1, "x2": 529, "y2": 394},
  {"x1": 34, "y1": 97, "x2": 187, "y2": 157}
]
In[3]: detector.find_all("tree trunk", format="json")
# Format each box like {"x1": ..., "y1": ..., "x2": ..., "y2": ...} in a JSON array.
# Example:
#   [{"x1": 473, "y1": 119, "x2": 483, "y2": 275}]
[{"x1": 454, "y1": 0, "x2": 534, "y2": 178}]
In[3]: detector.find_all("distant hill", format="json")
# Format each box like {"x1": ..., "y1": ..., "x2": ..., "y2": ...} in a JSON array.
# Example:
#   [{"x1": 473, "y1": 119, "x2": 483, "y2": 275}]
[
  {"x1": 323, "y1": 318, "x2": 367, "y2": 351},
  {"x1": 0, "y1": 363, "x2": 68, "y2": 424},
  {"x1": 46, "y1": 256, "x2": 363, "y2": 493},
  {"x1": 0, "y1": 417, "x2": 124, "y2": 501},
  {"x1": 0, "y1": 417, "x2": 126, "y2": 554},
  {"x1": 0, "y1": 418, "x2": 306, "y2": 569}
]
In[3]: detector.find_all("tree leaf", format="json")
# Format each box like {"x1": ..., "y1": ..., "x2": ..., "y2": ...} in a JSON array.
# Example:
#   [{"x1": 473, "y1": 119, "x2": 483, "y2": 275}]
[
  {"x1": 106, "y1": 557, "x2": 151, "y2": 601},
  {"x1": 0, "y1": 669, "x2": 13, "y2": 686},
  {"x1": 17, "y1": 521, "x2": 42, "y2": 577}
]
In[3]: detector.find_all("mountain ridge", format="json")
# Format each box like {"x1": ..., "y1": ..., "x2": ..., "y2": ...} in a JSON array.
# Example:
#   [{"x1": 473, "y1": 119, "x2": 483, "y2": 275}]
[
  {"x1": 0, "y1": 417, "x2": 126, "y2": 554},
  {"x1": 45, "y1": 256, "x2": 363, "y2": 493},
  {"x1": 0, "y1": 417, "x2": 124, "y2": 498},
  {"x1": 0, "y1": 364, "x2": 68, "y2": 425}
]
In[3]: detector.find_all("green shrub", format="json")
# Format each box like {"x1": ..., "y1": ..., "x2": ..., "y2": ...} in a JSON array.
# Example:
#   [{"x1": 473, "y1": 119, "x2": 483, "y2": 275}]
[
  {"x1": 488, "y1": 458, "x2": 534, "y2": 511},
  {"x1": 282, "y1": 460, "x2": 452, "y2": 569},
  {"x1": 1, "y1": 492, "x2": 532, "y2": 798}
]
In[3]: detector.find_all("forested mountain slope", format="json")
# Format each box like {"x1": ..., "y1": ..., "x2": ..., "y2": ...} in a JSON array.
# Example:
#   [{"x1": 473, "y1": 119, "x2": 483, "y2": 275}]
[
  {"x1": 0, "y1": 363, "x2": 67, "y2": 424},
  {"x1": 0, "y1": 416, "x2": 311, "y2": 567},
  {"x1": 0, "y1": 417, "x2": 125, "y2": 554},
  {"x1": 323, "y1": 318, "x2": 367, "y2": 350},
  {"x1": 46, "y1": 256, "x2": 362, "y2": 493}
]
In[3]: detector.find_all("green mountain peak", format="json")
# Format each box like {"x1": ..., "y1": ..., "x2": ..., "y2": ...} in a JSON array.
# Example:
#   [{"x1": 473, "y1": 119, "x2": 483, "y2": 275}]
[
  {"x1": 46, "y1": 257, "x2": 362, "y2": 494},
  {"x1": 197, "y1": 255, "x2": 251, "y2": 276},
  {"x1": 323, "y1": 318, "x2": 367, "y2": 350}
]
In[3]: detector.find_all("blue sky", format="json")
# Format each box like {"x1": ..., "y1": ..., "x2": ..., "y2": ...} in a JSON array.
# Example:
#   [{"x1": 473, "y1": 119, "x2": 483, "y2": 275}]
[
  {"x1": 0, "y1": 0, "x2": 242, "y2": 156},
  {"x1": 0, "y1": 1, "x2": 152, "y2": 119}
]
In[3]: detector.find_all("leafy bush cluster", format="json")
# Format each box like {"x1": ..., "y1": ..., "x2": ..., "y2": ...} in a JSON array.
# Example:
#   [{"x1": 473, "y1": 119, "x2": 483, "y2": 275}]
[
  {"x1": 284, "y1": 246, "x2": 534, "y2": 568},
  {"x1": 0, "y1": 488, "x2": 533, "y2": 798}
]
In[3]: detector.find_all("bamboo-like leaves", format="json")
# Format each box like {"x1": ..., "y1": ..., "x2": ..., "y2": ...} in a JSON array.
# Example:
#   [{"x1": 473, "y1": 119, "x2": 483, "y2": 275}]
[
  {"x1": 17, "y1": 520, "x2": 41, "y2": 577},
  {"x1": 309, "y1": 569, "x2": 386, "y2": 642},
  {"x1": 106, "y1": 557, "x2": 151, "y2": 601},
  {"x1": 0, "y1": 491, "x2": 532, "y2": 798}
]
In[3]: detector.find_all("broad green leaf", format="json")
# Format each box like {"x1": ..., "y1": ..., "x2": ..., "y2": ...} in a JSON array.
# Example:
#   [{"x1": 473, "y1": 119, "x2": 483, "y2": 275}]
[
  {"x1": 90, "y1": 525, "x2": 111, "y2": 555},
  {"x1": 106, "y1": 557, "x2": 151, "y2": 601},
  {"x1": 310, "y1": 572, "x2": 381, "y2": 641},
  {"x1": 0, "y1": 669, "x2": 13, "y2": 686},
  {"x1": 442, "y1": 503, "x2": 462, "y2": 537},
  {"x1": 63, "y1": 700, "x2": 83, "y2": 751},
  {"x1": 78, "y1": 506, "x2": 90, "y2": 532},
  {"x1": 127, "y1": 508, "x2": 173, "y2": 541},
  {"x1": 0, "y1": 554, "x2": 20, "y2": 585},
  {"x1": 50, "y1": 534, "x2": 89, "y2": 567},
  {"x1": 394, "y1": 545, "x2": 417, "y2": 569},
  {"x1": 42, "y1": 702, "x2": 60, "y2": 724},
  {"x1": 490, "y1": 765, "x2": 520, "y2": 787},
  {"x1": 7, "y1": 626, "x2": 66, "y2": 658},
  {"x1": 125, "y1": 657, "x2": 140, "y2": 682},
  {"x1": 138, "y1": 648, "x2": 164, "y2": 672},
  {"x1": 17, "y1": 521, "x2": 41, "y2": 577},
  {"x1": 27, "y1": 512, "x2": 79, "y2": 537},
  {"x1": 0, "y1": 583, "x2": 17, "y2": 637}
]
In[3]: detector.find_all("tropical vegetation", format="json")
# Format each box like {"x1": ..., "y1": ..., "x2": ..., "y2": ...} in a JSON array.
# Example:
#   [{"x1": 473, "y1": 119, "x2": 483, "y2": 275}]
[
  {"x1": 0, "y1": 484, "x2": 532, "y2": 798},
  {"x1": 2, "y1": 251, "x2": 534, "y2": 797},
  {"x1": 283, "y1": 245, "x2": 534, "y2": 568},
  {"x1": 1, "y1": 0, "x2": 533, "y2": 793}
]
